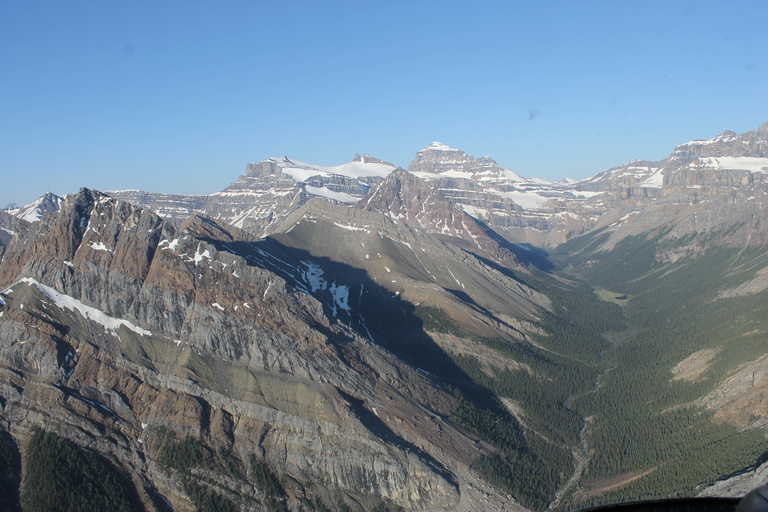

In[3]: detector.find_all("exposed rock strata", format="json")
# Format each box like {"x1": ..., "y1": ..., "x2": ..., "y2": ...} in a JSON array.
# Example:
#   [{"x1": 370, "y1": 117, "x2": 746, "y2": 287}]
[{"x1": 0, "y1": 188, "x2": 530, "y2": 511}]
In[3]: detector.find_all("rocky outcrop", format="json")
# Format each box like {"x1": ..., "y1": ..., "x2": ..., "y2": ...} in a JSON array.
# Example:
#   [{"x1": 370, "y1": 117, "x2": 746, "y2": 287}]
[
  {"x1": 697, "y1": 354, "x2": 768, "y2": 430},
  {"x1": 273, "y1": 199, "x2": 549, "y2": 339},
  {"x1": 407, "y1": 142, "x2": 512, "y2": 177},
  {"x1": 0, "y1": 211, "x2": 27, "y2": 263},
  {"x1": 358, "y1": 169, "x2": 523, "y2": 269},
  {"x1": 0, "y1": 188, "x2": 532, "y2": 511},
  {"x1": 667, "y1": 123, "x2": 768, "y2": 167},
  {"x1": 109, "y1": 155, "x2": 395, "y2": 239},
  {"x1": 103, "y1": 123, "x2": 768, "y2": 251},
  {"x1": 698, "y1": 461, "x2": 768, "y2": 498}
]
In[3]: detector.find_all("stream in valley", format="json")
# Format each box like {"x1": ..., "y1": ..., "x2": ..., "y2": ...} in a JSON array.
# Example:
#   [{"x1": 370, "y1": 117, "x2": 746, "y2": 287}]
[{"x1": 547, "y1": 324, "x2": 634, "y2": 510}]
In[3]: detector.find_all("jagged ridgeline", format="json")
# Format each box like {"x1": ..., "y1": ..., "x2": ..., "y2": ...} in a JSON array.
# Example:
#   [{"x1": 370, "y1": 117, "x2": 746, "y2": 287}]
[
  {"x1": 0, "y1": 188, "x2": 607, "y2": 512},
  {"x1": 0, "y1": 122, "x2": 767, "y2": 511}
]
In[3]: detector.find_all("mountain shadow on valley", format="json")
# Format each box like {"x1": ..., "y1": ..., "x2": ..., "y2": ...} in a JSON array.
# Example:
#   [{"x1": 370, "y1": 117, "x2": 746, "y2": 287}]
[
  {"x1": 472, "y1": 216, "x2": 555, "y2": 271},
  {"x1": 193, "y1": 232, "x2": 480, "y2": 387}
]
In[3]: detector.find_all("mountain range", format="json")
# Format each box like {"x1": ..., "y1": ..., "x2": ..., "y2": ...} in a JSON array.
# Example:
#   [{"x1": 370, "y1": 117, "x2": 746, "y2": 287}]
[{"x1": 0, "y1": 122, "x2": 767, "y2": 512}]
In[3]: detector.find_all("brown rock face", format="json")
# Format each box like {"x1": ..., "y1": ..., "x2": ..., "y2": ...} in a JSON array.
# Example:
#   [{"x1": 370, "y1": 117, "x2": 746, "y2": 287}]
[
  {"x1": 0, "y1": 188, "x2": 527, "y2": 512},
  {"x1": 358, "y1": 168, "x2": 523, "y2": 269}
]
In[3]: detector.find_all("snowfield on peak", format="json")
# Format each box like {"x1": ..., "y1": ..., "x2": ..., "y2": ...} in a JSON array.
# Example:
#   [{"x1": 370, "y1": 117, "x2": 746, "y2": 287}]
[
  {"x1": 10, "y1": 193, "x2": 63, "y2": 223},
  {"x1": 691, "y1": 156, "x2": 768, "y2": 173},
  {"x1": 264, "y1": 156, "x2": 395, "y2": 182},
  {"x1": 420, "y1": 141, "x2": 460, "y2": 152}
]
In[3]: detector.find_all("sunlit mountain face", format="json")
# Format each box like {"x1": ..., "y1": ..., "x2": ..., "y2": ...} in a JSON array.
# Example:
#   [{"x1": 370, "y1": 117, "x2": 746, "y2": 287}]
[{"x1": 1, "y1": 122, "x2": 767, "y2": 512}]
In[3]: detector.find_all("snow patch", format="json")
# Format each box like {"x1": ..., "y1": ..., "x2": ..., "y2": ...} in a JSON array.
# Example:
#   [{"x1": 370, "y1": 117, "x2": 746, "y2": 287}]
[
  {"x1": 693, "y1": 156, "x2": 768, "y2": 174},
  {"x1": 161, "y1": 239, "x2": 181, "y2": 251},
  {"x1": 265, "y1": 156, "x2": 394, "y2": 181},
  {"x1": 420, "y1": 141, "x2": 459, "y2": 152},
  {"x1": 329, "y1": 283, "x2": 351, "y2": 316},
  {"x1": 13, "y1": 278, "x2": 152, "y2": 337},
  {"x1": 333, "y1": 221, "x2": 370, "y2": 232},
  {"x1": 637, "y1": 169, "x2": 665, "y2": 188},
  {"x1": 87, "y1": 241, "x2": 113, "y2": 255},
  {"x1": 304, "y1": 186, "x2": 358, "y2": 203},
  {"x1": 302, "y1": 261, "x2": 327, "y2": 292},
  {"x1": 194, "y1": 244, "x2": 211, "y2": 265}
]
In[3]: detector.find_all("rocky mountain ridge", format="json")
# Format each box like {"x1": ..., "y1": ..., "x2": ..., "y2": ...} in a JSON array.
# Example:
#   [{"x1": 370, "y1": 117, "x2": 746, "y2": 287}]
[
  {"x1": 108, "y1": 154, "x2": 396, "y2": 237},
  {"x1": 10, "y1": 123, "x2": 765, "y2": 255},
  {"x1": 0, "y1": 188, "x2": 549, "y2": 511},
  {"x1": 5, "y1": 191, "x2": 63, "y2": 223},
  {"x1": 357, "y1": 168, "x2": 523, "y2": 269},
  {"x1": 272, "y1": 198, "x2": 549, "y2": 342}
]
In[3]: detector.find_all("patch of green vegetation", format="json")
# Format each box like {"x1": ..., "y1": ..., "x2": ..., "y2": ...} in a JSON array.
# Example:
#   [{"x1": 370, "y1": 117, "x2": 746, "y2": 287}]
[
  {"x1": 445, "y1": 385, "x2": 573, "y2": 511},
  {"x1": 152, "y1": 427, "x2": 236, "y2": 512},
  {"x1": 594, "y1": 288, "x2": 632, "y2": 306},
  {"x1": 550, "y1": 228, "x2": 611, "y2": 265},
  {"x1": 155, "y1": 426, "x2": 213, "y2": 473},
  {"x1": 248, "y1": 455, "x2": 287, "y2": 512},
  {"x1": 217, "y1": 447, "x2": 244, "y2": 481},
  {"x1": 412, "y1": 305, "x2": 472, "y2": 338},
  {"x1": 410, "y1": 268, "x2": 631, "y2": 510},
  {"x1": 21, "y1": 428, "x2": 143, "y2": 512},
  {"x1": 0, "y1": 431, "x2": 20, "y2": 512},
  {"x1": 181, "y1": 480, "x2": 237, "y2": 512}
]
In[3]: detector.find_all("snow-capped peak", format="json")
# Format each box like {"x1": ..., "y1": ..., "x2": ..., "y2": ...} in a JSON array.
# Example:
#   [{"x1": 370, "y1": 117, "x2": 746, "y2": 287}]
[
  {"x1": 677, "y1": 130, "x2": 738, "y2": 147},
  {"x1": 262, "y1": 156, "x2": 395, "y2": 182},
  {"x1": 13, "y1": 192, "x2": 63, "y2": 223},
  {"x1": 420, "y1": 142, "x2": 459, "y2": 152}
]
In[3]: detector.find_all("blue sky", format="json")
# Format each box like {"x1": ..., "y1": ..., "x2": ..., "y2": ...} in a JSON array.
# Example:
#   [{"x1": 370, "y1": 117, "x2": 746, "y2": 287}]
[{"x1": 1, "y1": 0, "x2": 766, "y2": 208}]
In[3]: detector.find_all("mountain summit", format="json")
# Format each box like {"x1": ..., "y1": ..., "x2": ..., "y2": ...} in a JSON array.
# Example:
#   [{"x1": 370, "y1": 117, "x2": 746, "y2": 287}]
[{"x1": 359, "y1": 168, "x2": 522, "y2": 268}]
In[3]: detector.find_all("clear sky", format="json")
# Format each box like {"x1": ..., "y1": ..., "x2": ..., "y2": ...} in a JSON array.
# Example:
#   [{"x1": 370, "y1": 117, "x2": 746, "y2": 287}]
[{"x1": 1, "y1": 0, "x2": 766, "y2": 208}]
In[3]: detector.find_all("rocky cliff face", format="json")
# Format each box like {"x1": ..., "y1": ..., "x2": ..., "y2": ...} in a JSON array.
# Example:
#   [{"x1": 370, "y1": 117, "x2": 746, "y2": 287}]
[
  {"x1": 0, "y1": 188, "x2": 532, "y2": 512},
  {"x1": 102, "y1": 124, "x2": 768, "y2": 253},
  {"x1": 0, "y1": 211, "x2": 27, "y2": 263},
  {"x1": 273, "y1": 198, "x2": 549, "y2": 342},
  {"x1": 401, "y1": 125, "x2": 768, "y2": 249},
  {"x1": 357, "y1": 169, "x2": 523, "y2": 269},
  {"x1": 109, "y1": 155, "x2": 395, "y2": 238},
  {"x1": 572, "y1": 126, "x2": 768, "y2": 255}
]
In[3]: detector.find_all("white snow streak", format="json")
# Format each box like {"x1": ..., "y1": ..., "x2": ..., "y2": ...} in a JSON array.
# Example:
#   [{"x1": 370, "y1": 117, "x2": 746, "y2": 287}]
[
  {"x1": 302, "y1": 261, "x2": 327, "y2": 292},
  {"x1": 14, "y1": 278, "x2": 152, "y2": 337}
]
